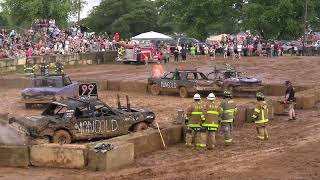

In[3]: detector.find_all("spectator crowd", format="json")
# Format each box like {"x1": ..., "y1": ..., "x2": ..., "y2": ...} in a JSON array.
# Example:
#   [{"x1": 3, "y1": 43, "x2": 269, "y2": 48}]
[{"x1": 0, "y1": 19, "x2": 116, "y2": 59}]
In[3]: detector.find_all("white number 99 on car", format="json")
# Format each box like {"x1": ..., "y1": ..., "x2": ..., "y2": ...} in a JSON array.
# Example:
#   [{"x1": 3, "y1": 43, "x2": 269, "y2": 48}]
[{"x1": 79, "y1": 83, "x2": 98, "y2": 97}]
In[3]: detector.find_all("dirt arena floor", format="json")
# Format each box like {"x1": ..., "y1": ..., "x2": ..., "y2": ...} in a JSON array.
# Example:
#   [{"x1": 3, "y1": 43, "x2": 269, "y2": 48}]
[{"x1": 0, "y1": 56, "x2": 320, "y2": 179}]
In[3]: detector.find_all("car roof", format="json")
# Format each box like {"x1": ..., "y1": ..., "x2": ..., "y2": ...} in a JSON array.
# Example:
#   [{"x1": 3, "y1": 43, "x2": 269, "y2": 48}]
[
  {"x1": 53, "y1": 97, "x2": 105, "y2": 108},
  {"x1": 169, "y1": 70, "x2": 202, "y2": 73}
]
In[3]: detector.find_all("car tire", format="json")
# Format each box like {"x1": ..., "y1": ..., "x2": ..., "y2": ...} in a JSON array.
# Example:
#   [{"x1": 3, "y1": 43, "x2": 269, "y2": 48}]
[
  {"x1": 52, "y1": 130, "x2": 72, "y2": 144},
  {"x1": 179, "y1": 87, "x2": 189, "y2": 98},
  {"x1": 25, "y1": 103, "x2": 32, "y2": 109},
  {"x1": 133, "y1": 122, "x2": 148, "y2": 132},
  {"x1": 150, "y1": 84, "x2": 161, "y2": 95}
]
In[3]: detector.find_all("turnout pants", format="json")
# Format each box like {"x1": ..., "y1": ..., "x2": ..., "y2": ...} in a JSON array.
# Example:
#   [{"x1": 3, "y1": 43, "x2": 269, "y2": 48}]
[
  {"x1": 207, "y1": 130, "x2": 216, "y2": 149},
  {"x1": 185, "y1": 127, "x2": 199, "y2": 146},
  {"x1": 256, "y1": 124, "x2": 269, "y2": 140},
  {"x1": 221, "y1": 122, "x2": 233, "y2": 144},
  {"x1": 196, "y1": 127, "x2": 207, "y2": 148}
]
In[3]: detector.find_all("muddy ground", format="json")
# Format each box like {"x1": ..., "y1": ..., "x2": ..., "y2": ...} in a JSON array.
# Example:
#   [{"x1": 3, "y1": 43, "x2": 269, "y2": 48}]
[
  {"x1": 0, "y1": 56, "x2": 320, "y2": 179},
  {"x1": 2, "y1": 55, "x2": 320, "y2": 86}
]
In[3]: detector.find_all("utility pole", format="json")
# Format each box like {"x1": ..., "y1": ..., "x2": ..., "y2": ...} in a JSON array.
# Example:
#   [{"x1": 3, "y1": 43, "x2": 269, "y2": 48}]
[
  {"x1": 77, "y1": 0, "x2": 81, "y2": 23},
  {"x1": 302, "y1": 0, "x2": 308, "y2": 56}
]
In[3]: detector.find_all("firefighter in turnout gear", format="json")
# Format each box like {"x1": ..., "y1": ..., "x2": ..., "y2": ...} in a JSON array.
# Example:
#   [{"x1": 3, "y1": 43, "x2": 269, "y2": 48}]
[
  {"x1": 252, "y1": 92, "x2": 269, "y2": 140},
  {"x1": 219, "y1": 91, "x2": 237, "y2": 145},
  {"x1": 204, "y1": 93, "x2": 222, "y2": 149},
  {"x1": 55, "y1": 62, "x2": 64, "y2": 75},
  {"x1": 39, "y1": 63, "x2": 49, "y2": 75},
  {"x1": 185, "y1": 93, "x2": 205, "y2": 147}
]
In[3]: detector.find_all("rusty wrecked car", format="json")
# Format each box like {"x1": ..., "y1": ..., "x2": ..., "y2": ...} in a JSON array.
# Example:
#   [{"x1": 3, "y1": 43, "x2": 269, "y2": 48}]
[
  {"x1": 9, "y1": 97, "x2": 155, "y2": 144},
  {"x1": 206, "y1": 65, "x2": 263, "y2": 95},
  {"x1": 148, "y1": 69, "x2": 217, "y2": 98}
]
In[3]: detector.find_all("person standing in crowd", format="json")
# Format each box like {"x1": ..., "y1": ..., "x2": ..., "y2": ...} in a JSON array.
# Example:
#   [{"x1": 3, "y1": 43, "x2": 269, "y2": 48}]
[
  {"x1": 285, "y1": 81, "x2": 296, "y2": 121},
  {"x1": 185, "y1": 94, "x2": 205, "y2": 147},
  {"x1": 223, "y1": 44, "x2": 228, "y2": 59},
  {"x1": 204, "y1": 45, "x2": 209, "y2": 59},
  {"x1": 237, "y1": 43, "x2": 243, "y2": 59},
  {"x1": 190, "y1": 45, "x2": 196, "y2": 57},
  {"x1": 229, "y1": 43, "x2": 235, "y2": 60},
  {"x1": 252, "y1": 92, "x2": 269, "y2": 140},
  {"x1": 174, "y1": 47, "x2": 179, "y2": 62},
  {"x1": 248, "y1": 43, "x2": 254, "y2": 56},
  {"x1": 257, "y1": 41, "x2": 262, "y2": 56},
  {"x1": 209, "y1": 44, "x2": 216, "y2": 60},
  {"x1": 219, "y1": 91, "x2": 237, "y2": 145},
  {"x1": 180, "y1": 45, "x2": 187, "y2": 61}
]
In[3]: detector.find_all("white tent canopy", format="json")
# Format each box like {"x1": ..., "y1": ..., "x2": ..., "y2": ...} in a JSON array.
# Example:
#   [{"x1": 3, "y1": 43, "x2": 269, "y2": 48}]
[
  {"x1": 206, "y1": 34, "x2": 228, "y2": 42},
  {"x1": 132, "y1": 31, "x2": 172, "y2": 40}
]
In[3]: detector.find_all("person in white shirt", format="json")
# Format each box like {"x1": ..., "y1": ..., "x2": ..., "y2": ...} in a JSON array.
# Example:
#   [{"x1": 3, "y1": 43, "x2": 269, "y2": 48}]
[
  {"x1": 223, "y1": 44, "x2": 228, "y2": 59},
  {"x1": 237, "y1": 43, "x2": 243, "y2": 59}
]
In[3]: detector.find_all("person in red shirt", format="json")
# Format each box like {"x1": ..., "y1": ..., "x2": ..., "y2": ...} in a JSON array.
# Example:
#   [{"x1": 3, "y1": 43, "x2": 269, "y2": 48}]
[{"x1": 113, "y1": 33, "x2": 120, "y2": 42}]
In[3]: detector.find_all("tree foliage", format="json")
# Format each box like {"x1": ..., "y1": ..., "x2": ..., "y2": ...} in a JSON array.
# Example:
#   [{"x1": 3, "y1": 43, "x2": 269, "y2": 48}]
[
  {"x1": 1, "y1": 0, "x2": 85, "y2": 28},
  {"x1": 241, "y1": 0, "x2": 320, "y2": 40},
  {"x1": 84, "y1": 0, "x2": 172, "y2": 38}
]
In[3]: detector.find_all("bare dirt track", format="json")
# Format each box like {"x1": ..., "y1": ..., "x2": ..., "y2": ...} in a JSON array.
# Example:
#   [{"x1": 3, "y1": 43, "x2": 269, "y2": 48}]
[
  {"x1": 2, "y1": 56, "x2": 320, "y2": 85},
  {"x1": 0, "y1": 56, "x2": 320, "y2": 180},
  {"x1": 0, "y1": 108, "x2": 319, "y2": 180}
]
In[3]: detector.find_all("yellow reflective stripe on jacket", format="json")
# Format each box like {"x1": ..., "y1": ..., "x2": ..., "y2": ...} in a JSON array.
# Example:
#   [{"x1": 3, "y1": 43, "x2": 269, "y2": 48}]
[
  {"x1": 224, "y1": 109, "x2": 236, "y2": 113},
  {"x1": 252, "y1": 115, "x2": 257, "y2": 118},
  {"x1": 221, "y1": 119, "x2": 234, "y2": 123},
  {"x1": 254, "y1": 108, "x2": 260, "y2": 113},
  {"x1": 188, "y1": 124, "x2": 201, "y2": 128},
  {"x1": 255, "y1": 119, "x2": 269, "y2": 124},
  {"x1": 207, "y1": 111, "x2": 219, "y2": 115},
  {"x1": 202, "y1": 123, "x2": 219, "y2": 128},
  {"x1": 191, "y1": 112, "x2": 203, "y2": 115}
]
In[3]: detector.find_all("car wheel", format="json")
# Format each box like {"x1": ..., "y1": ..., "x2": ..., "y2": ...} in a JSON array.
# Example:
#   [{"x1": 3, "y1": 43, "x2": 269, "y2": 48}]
[
  {"x1": 52, "y1": 130, "x2": 72, "y2": 144},
  {"x1": 25, "y1": 103, "x2": 32, "y2": 109},
  {"x1": 133, "y1": 122, "x2": 148, "y2": 132},
  {"x1": 150, "y1": 84, "x2": 161, "y2": 95},
  {"x1": 179, "y1": 87, "x2": 189, "y2": 98}
]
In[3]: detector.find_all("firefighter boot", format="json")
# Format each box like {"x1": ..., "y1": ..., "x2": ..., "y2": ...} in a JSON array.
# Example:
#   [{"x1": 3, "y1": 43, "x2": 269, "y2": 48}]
[
  {"x1": 185, "y1": 128, "x2": 194, "y2": 147},
  {"x1": 264, "y1": 126, "x2": 269, "y2": 140},
  {"x1": 207, "y1": 131, "x2": 216, "y2": 150},
  {"x1": 196, "y1": 131, "x2": 207, "y2": 148},
  {"x1": 222, "y1": 123, "x2": 233, "y2": 145},
  {"x1": 257, "y1": 126, "x2": 265, "y2": 140}
]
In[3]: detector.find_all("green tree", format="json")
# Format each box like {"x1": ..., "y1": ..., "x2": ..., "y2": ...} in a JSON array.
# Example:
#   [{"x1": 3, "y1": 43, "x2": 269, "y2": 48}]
[
  {"x1": 84, "y1": 0, "x2": 168, "y2": 38},
  {"x1": 157, "y1": 0, "x2": 243, "y2": 40},
  {"x1": 1, "y1": 0, "x2": 85, "y2": 28},
  {"x1": 241, "y1": 0, "x2": 320, "y2": 40}
]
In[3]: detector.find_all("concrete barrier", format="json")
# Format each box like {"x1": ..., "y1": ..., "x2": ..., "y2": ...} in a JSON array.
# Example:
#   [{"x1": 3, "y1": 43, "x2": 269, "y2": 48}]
[
  {"x1": 0, "y1": 145, "x2": 30, "y2": 167},
  {"x1": 295, "y1": 95, "x2": 316, "y2": 109},
  {"x1": 0, "y1": 51, "x2": 117, "y2": 73},
  {"x1": 30, "y1": 144, "x2": 87, "y2": 169},
  {"x1": 87, "y1": 142, "x2": 134, "y2": 171},
  {"x1": 119, "y1": 81, "x2": 148, "y2": 93},
  {"x1": 235, "y1": 106, "x2": 247, "y2": 126},
  {"x1": 107, "y1": 80, "x2": 121, "y2": 91}
]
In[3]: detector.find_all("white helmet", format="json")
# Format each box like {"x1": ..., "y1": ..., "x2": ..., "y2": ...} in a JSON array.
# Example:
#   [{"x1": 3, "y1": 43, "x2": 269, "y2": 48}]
[
  {"x1": 193, "y1": 93, "x2": 201, "y2": 100},
  {"x1": 207, "y1": 93, "x2": 216, "y2": 101}
]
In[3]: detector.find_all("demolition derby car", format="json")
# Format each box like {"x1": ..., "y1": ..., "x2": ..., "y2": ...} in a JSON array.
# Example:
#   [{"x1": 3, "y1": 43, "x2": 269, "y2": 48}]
[
  {"x1": 20, "y1": 74, "x2": 78, "y2": 108},
  {"x1": 148, "y1": 68, "x2": 263, "y2": 98},
  {"x1": 206, "y1": 65, "x2": 263, "y2": 94},
  {"x1": 148, "y1": 69, "x2": 217, "y2": 98},
  {"x1": 9, "y1": 97, "x2": 155, "y2": 144}
]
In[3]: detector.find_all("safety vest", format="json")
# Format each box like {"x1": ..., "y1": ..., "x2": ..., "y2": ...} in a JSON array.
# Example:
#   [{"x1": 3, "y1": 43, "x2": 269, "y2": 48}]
[
  {"x1": 186, "y1": 102, "x2": 204, "y2": 129},
  {"x1": 204, "y1": 102, "x2": 221, "y2": 131},
  {"x1": 24, "y1": 64, "x2": 35, "y2": 74},
  {"x1": 252, "y1": 101, "x2": 269, "y2": 124},
  {"x1": 220, "y1": 99, "x2": 237, "y2": 123}
]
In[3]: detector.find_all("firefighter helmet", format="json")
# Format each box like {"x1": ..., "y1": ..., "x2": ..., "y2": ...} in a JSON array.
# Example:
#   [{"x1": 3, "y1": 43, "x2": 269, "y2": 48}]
[
  {"x1": 256, "y1": 92, "x2": 265, "y2": 99},
  {"x1": 207, "y1": 93, "x2": 216, "y2": 101},
  {"x1": 193, "y1": 93, "x2": 201, "y2": 100}
]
